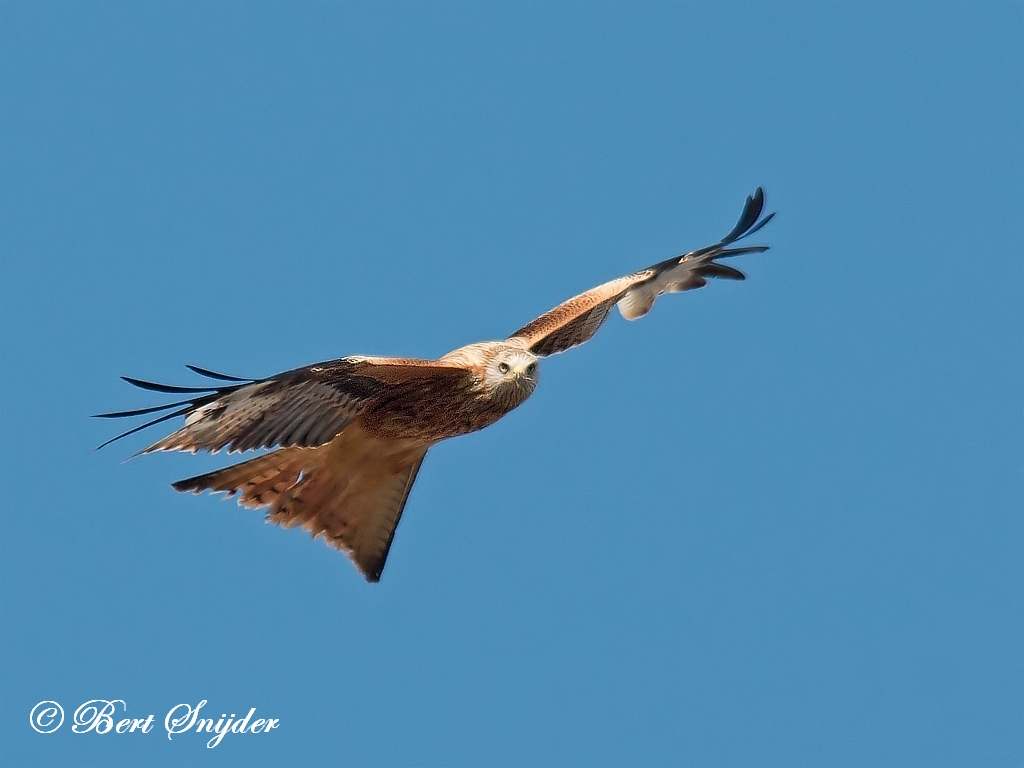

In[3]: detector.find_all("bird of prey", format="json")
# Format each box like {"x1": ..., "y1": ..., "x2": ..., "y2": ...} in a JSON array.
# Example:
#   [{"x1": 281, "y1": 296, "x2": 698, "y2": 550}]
[{"x1": 97, "y1": 188, "x2": 774, "y2": 582}]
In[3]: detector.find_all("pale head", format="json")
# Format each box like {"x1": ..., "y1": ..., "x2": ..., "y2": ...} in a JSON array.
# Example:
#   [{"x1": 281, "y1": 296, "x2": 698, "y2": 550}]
[{"x1": 440, "y1": 340, "x2": 539, "y2": 404}]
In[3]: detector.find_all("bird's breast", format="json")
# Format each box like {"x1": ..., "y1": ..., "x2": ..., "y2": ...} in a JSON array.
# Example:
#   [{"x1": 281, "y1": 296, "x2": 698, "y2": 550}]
[{"x1": 359, "y1": 378, "x2": 533, "y2": 442}]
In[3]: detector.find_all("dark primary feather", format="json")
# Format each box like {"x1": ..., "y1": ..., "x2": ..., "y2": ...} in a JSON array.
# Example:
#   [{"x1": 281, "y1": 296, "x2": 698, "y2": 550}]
[
  {"x1": 683, "y1": 194, "x2": 775, "y2": 266},
  {"x1": 667, "y1": 191, "x2": 775, "y2": 276},
  {"x1": 93, "y1": 405, "x2": 203, "y2": 451},
  {"x1": 94, "y1": 399, "x2": 197, "y2": 419},
  {"x1": 699, "y1": 263, "x2": 746, "y2": 280},
  {"x1": 186, "y1": 364, "x2": 255, "y2": 382},
  {"x1": 94, "y1": 359, "x2": 400, "y2": 454},
  {"x1": 689, "y1": 247, "x2": 768, "y2": 282},
  {"x1": 738, "y1": 210, "x2": 775, "y2": 241},
  {"x1": 120, "y1": 376, "x2": 221, "y2": 394},
  {"x1": 94, "y1": 369, "x2": 254, "y2": 450},
  {"x1": 719, "y1": 187, "x2": 772, "y2": 244},
  {"x1": 714, "y1": 245, "x2": 771, "y2": 260},
  {"x1": 667, "y1": 190, "x2": 775, "y2": 281}
]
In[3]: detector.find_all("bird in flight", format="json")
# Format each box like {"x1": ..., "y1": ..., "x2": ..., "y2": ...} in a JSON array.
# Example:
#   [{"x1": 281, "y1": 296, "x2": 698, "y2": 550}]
[{"x1": 97, "y1": 188, "x2": 774, "y2": 582}]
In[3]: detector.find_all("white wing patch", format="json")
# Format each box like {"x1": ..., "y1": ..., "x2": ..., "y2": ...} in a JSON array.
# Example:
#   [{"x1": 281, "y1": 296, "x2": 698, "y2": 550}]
[
  {"x1": 617, "y1": 283, "x2": 658, "y2": 320},
  {"x1": 617, "y1": 259, "x2": 714, "y2": 320}
]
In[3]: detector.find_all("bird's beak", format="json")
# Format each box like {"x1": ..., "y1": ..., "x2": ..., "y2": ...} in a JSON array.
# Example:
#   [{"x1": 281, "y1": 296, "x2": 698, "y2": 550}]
[{"x1": 512, "y1": 362, "x2": 534, "y2": 377}]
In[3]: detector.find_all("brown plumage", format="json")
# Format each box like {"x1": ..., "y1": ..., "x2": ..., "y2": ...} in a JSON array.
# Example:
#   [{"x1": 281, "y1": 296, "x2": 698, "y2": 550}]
[
  {"x1": 172, "y1": 429, "x2": 427, "y2": 581},
  {"x1": 97, "y1": 188, "x2": 774, "y2": 582}
]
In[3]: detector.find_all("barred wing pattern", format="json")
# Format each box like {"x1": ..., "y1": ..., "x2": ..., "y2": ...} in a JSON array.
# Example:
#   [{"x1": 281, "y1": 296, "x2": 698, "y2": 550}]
[
  {"x1": 95, "y1": 358, "x2": 469, "y2": 454},
  {"x1": 509, "y1": 187, "x2": 774, "y2": 357}
]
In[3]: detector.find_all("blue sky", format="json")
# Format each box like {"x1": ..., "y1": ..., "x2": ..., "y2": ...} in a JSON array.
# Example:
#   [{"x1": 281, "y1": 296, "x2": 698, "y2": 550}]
[{"x1": 1, "y1": 3, "x2": 1021, "y2": 766}]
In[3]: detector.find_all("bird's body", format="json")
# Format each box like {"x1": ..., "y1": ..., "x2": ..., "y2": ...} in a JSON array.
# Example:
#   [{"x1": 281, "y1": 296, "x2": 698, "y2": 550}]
[
  {"x1": 98, "y1": 189, "x2": 774, "y2": 581},
  {"x1": 365, "y1": 340, "x2": 539, "y2": 441}
]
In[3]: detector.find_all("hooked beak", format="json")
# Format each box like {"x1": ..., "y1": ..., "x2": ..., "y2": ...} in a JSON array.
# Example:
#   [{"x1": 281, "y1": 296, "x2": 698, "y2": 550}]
[{"x1": 512, "y1": 362, "x2": 536, "y2": 377}]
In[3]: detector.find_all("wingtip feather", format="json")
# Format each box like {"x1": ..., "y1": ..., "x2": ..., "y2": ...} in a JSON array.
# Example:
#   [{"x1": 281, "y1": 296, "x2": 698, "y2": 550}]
[
  {"x1": 94, "y1": 406, "x2": 193, "y2": 451},
  {"x1": 121, "y1": 376, "x2": 219, "y2": 394},
  {"x1": 721, "y1": 187, "x2": 773, "y2": 245},
  {"x1": 185, "y1": 364, "x2": 253, "y2": 383},
  {"x1": 92, "y1": 398, "x2": 195, "y2": 419}
]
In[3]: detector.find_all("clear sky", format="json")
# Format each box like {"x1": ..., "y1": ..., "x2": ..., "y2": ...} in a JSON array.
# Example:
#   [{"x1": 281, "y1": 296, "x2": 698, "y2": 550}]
[{"x1": 1, "y1": 3, "x2": 1021, "y2": 766}]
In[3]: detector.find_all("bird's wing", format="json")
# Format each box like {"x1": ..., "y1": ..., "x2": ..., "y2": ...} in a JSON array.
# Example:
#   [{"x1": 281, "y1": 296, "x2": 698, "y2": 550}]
[
  {"x1": 508, "y1": 188, "x2": 775, "y2": 357},
  {"x1": 172, "y1": 426, "x2": 429, "y2": 582},
  {"x1": 95, "y1": 358, "x2": 469, "y2": 454}
]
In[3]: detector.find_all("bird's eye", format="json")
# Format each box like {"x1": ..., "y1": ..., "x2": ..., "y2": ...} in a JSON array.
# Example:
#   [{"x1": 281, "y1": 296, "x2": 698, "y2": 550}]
[
  {"x1": 527, "y1": 363, "x2": 536, "y2": 374},
  {"x1": 498, "y1": 362, "x2": 510, "y2": 374}
]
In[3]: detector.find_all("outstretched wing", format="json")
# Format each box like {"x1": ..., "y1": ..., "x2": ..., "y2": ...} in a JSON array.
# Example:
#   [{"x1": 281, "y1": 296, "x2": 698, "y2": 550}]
[
  {"x1": 95, "y1": 357, "x2": 469, "y2": 454},
  {"x1": 508, "y1": 187, "x2": 775, "y2": 357}
]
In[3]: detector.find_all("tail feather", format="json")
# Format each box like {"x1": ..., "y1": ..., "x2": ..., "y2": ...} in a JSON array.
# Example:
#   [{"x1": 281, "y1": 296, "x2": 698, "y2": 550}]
[
  {"x1": 173, "y1": 446, "x2": 313, "y2": 508},
  {"x1": 171, "y1": 427, "x2": 429, "y2": 582}
]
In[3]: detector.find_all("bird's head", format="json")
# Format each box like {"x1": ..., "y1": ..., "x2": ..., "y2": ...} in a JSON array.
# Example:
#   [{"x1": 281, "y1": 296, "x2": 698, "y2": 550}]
[
  {"x1": 485, "y1": 346, "x2": 539, "y2": 393},
  {"x1": 441, "y1": 341, "x2": 540, "y2": 403}
]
